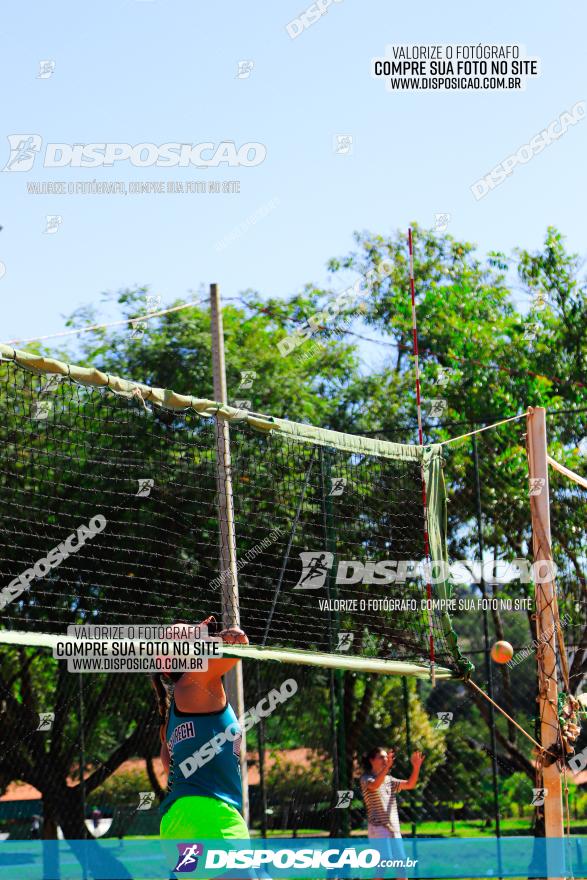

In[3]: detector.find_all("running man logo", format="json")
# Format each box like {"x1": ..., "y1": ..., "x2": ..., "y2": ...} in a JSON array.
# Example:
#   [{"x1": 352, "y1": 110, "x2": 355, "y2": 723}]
[
  {"x1": 145, "y1": 294, "x2": 161, "y2": 313},
  {"x1": 523, "y1": 323, "x2": 540, "y2": 342},
  {"x1": 234, "y1": 399, "x2": 252, "y2": 412},
  {"x1": 334, "y1": 135, "x2": 353, "y2": 155},
  {"x1": 434, "y1": 212, "x2": 451, "y2": 232},
  {"x1": 174, "y1": 843, "x2": 204, "y2": 873},
  {"x1": 329, "y1": 476, "x2": 347, "y2": 496},
  {"x1": 137, "y1": 792, "x2": 155, "y2": 810},
  {"x1": 37, "y1": 713, "x2": 54, "y2": 732},
  {"x1": 238, "y1": 370, "x2": 257, "y2": 390},
  {"x1": 3, "y1": 134, "x2": 42, "y2": 171},
  {"x1": 32, "y1": 401, "x2": 52, "y2": 420},
  {"x1": 129, "y1": 318, "x2": 147, "y2": 339},
  {"x1": 531, "y1": 788, "x2": 547, "y2": 807},
  {"x1": 431, "y1": 367, "x2": 458, "y2": 388},
  {"x1": 236, "y1": 60, "x2": 254, "y2": 79},
  {"x1": 37, "y1": 60, "x2": 56, "y2": 79},
  {"x1": 434, "y1": 711, "x2": 453, "y2": 730},
  {"x1": 136, "y1": 479, "x2": 154, "y2": 498},
  {"x1": 336, "y1": 632, "x2": 354, "y2": 652},
  {"x1": 44, "y1": 215, "x2": 62, "y2": 234},
  {"x1": 334, "y1": 790, "x2": 354, "y2": 809},
  {"x1": 529, "y1": 478, "x2": 546, "y2": 497},
  {"x1": 425, "y1": 398, "x2": 448, "y2": 418},
  {"x1": 293, "y1": 552, "x2": 334, "y2": 590},
  {"x1": 39, "y1": 375, "x2": 63, "y2": 394}
]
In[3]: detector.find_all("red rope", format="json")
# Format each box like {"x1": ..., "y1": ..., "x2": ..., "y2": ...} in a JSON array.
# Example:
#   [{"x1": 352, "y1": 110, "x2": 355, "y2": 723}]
[{"x1": 408, "y1": 229, "x2": 436, "y2": 679}]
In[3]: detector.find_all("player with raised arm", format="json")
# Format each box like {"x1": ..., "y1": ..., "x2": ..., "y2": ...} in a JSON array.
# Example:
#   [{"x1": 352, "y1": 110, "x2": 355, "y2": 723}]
[
  {"x1": 151, "y1": 616, "x2": 249, "y2": 841},
  {"x1": 360, "y1": 745, "x2": 424, "y2": 880}
]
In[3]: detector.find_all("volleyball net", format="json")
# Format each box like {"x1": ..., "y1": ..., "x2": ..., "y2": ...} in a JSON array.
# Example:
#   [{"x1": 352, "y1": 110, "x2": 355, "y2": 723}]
[{"x1": 0, "y1": 343, "x2": 471, "y2": 679}]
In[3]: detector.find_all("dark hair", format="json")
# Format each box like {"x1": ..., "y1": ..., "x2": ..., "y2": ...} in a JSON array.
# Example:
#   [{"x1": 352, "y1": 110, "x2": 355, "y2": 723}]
[
  {"x1": 151, "y1": 673, "x2": 171, "y2": 735},
  {"x1": 362, "y1": 745, "x2": 388, "y2": 773}
]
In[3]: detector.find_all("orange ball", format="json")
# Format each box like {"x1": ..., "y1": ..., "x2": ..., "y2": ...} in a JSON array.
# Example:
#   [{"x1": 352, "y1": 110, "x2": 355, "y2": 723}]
[{"x1": 491, "y1": 640, "x2": 514, "y2": 664}]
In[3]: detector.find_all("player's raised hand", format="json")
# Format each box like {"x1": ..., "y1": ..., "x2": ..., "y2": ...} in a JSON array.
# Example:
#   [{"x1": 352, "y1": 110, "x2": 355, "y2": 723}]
[
  {"x1": 219, "y1": 626, "x2": 249, "y2": 645},
  {"x1": 410, "y1": 750, "x2": 425, "y2": 769}
]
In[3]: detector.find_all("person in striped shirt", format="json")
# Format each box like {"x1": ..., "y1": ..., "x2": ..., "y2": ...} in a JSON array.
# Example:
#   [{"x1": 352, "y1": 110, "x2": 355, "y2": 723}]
[{"x1": 360, "y1": 746, "x2": 424, "y2": 879}]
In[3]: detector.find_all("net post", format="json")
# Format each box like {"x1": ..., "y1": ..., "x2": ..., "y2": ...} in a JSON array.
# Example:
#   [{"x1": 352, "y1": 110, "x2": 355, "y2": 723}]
[
  {"x1": 210, "y1": 282, "x2": 249, "y2": 826},
  {"x1": 526, "y1": 406, "x2": 564, "y2": 866},
  {"x1": 320, "y1": 447, "x2": 350, "y2": 838}
]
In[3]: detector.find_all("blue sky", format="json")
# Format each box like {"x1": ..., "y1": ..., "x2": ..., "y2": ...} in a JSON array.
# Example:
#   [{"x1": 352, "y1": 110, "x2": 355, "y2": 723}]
[{"x1": 1, "y1": 0, "x2": 586, "y2": 349}]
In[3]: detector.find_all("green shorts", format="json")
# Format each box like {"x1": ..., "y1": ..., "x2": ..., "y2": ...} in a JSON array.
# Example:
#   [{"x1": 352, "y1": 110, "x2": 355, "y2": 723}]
[{"x1": 160, "y1": 795, "x2": 249, "y2": 840}]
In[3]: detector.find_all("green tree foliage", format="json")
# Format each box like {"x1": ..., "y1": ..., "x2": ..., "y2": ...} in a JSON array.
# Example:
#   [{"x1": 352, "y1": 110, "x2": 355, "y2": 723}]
[{"x1": 0, "y1": 225, "x2": 584, "y2": 838}]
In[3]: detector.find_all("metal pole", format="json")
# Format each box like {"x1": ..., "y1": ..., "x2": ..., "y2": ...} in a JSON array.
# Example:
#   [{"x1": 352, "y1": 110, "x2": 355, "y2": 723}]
[
  {"x1": 472, "y1": 432, "x2": 504, "y2": 880},
  {"x1": 472, "y1": 433, "x2": 502, "y2": 840},
  {"x1": 256, "y1": 665, "x2": 268, "y2": 838},
  {"x1": 320, "y1": 447, "x2": 349, "y2": 838},
  {"x1": 526, "y1": 407, "x2": 564, "y2": 874},
  {"x1": 210, "y1": 282, "x2": 249, "y2": 826},
  {"x1": 407, "y1": 229, "x2": 435, "y2": 685},
  {"x1": 402, "y1": 677, "x2": 417, "y2": 839},
  {"x1": 79, "y1": 673, "x2": 87, "y2": 839}
]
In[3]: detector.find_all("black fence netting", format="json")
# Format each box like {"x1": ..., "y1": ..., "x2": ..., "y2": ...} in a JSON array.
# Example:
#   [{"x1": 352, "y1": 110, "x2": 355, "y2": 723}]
[{"x1": 0, "y1": 352, "x2": 585, "y2": 855}]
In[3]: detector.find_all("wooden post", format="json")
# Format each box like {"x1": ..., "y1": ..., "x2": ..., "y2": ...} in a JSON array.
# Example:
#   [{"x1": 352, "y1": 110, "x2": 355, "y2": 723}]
[
  {"x1": 526, "y1": 407, "x2": 563, "y2": 856},
  {"x1": 210, "y1": 282, "x2": 249, "y2": 826}
]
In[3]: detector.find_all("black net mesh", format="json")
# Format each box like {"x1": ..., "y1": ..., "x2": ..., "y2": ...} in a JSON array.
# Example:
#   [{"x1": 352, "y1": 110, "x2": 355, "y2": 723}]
[{"x1": 0, "y1": 358, "x2": 461, "y2": 672}]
